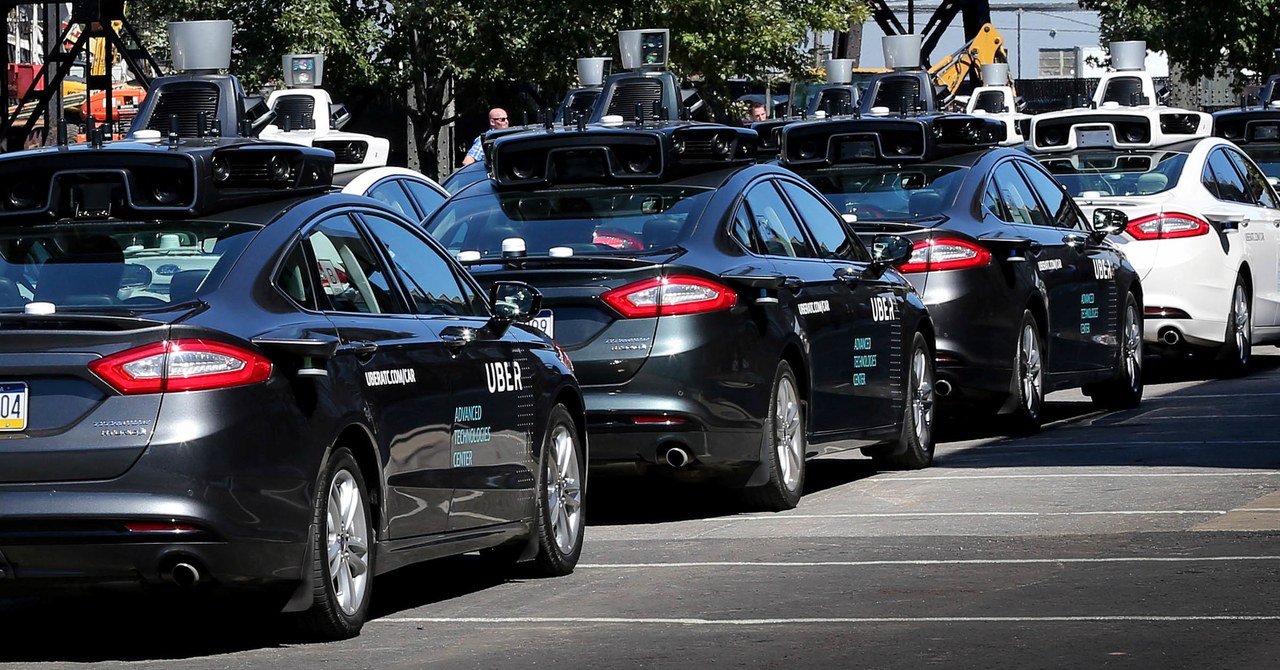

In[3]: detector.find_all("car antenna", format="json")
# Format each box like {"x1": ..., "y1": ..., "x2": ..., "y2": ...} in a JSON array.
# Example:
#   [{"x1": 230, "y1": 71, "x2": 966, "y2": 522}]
[
  {"x1": 544, "y1": 108, "x2": 554, "y2": 131},
  {"x1": 57, "y1": 113, "x2": 67, "y2": 146},
  {"x1": 168, "y1": 114, "x2": 180, "y2": 148},
  {"x1": 653, "y1": 100, "x2": 663, "y2": 122}
]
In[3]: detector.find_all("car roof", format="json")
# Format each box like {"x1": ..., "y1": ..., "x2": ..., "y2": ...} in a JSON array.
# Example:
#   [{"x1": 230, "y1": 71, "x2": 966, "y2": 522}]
[{"x1": 333, "y1": 166, "x2": 448, "y2": 196}]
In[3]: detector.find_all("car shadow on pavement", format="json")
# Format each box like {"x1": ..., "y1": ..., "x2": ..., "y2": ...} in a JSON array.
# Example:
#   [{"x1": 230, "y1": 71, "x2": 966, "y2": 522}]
[
  {"x1": 930, "y1": 350, "x2": 1280, "y2": 471},
  {"x1": 0, "y1": 591, "x2": 291, "y2": 662}
]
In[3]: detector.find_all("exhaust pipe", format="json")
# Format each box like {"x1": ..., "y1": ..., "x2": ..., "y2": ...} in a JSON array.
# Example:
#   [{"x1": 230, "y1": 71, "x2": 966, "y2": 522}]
[
  {"x1": 1159, "y1": 327, "x2": 1181, "y2": 346},
  {"x1": 934, "y1": 379, "x2": 953, "y2": 397},
  {"x1": 166, "y1": 562, "x2": 202, "y2": 588},
  {"x1": 663, "y1": 445, "x2": 693, "y2": 468}
]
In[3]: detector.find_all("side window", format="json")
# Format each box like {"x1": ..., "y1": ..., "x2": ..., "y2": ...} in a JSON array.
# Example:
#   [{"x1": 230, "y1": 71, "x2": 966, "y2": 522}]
[
  {"x1": 728, "y1": 206, "x2": 762, "y2": 254},
  {"x1": 1226, "y1": 149, "x2": 1280, "y2": 209},
  {"x1": 982, "y1": 181, "x2": 1008, "y2": 221},
  {"x1": 275, "y1": 243, "x2": 318, "y2": 310},
  {"x1": 403, "y1": 180, "x2": 448, "y2": 218},
  {"x1": 743, "y1": 182, "x2": 817, "y2": 258},
  {"x1": 991, "y1": 162, "x2": 1051, "y2": 226},
  {"x1": 1018, "y1": 162, "x2": 1082, "y2": 229},
  {"x1": 367, "y1": 181, "x2": 417, "y2": 218},
  {"x1": 361, "y1": 214, "x2": 482, "y2": 317},
  {"x1": 779, "y1": 180, "x2": 869, "y2": 261},
  {"x1": 306, "y1": 215, "x2": 405, "y2": 314},
  {"x1": 1204, "y1": 149, "x2": 1253, "y2": 204}
]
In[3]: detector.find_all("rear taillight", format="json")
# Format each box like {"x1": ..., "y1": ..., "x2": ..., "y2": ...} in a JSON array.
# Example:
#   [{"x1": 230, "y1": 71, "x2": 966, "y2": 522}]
[
  {"x1": 90, "y1": 339, "x2": 273, "y2": 394},
  {"x1": 896, "y1": 238, "x2": 993, "y2": 273},
  {"x1": 601, "y1": 275, "x2": 737, "y2": 318},
  {"x1": 1125, "y1": 212, "x2": 1210, "y2": 240}
]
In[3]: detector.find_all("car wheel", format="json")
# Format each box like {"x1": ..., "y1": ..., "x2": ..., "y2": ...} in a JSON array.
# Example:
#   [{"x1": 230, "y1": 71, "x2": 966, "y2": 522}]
[
  {"x1": 1005, "y1": 311, "x2": 1044, "y2": 434},
  {"x1": 872, "y1": 332, "x2": 936, "y2": 470},
  {"x1": 528, "y1": 404, "x2": 586, "y2": 576},
  {"x1": 1218, "y1": 277, "x2": 1252, "y2": 377},
  {"x1": 295, "y1": 446, "x2": 373, "y2": 640},
  {"x1": 1086, "y1": 292, "x2": 1144, "y2": 409},
  {"x1": 742, "y1": 361, "x2": 806, "y2": 511}
]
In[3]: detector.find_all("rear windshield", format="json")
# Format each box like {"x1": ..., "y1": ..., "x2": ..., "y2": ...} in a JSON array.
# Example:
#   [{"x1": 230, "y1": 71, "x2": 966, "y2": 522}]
[
  {"x1": 424, "y1": 186, "x2": 715, "y2": 259},
  {"x1": 0, "y1": 220, "x2": 260, "y2": 311},
  {"x1": 1038, "y1": 151, "x2": 1187, "y2": 197},
  {"x1": 797, "y1": 164, "x2": 969, "y2": 222},
  {"x1": 1241, "y1": 145, "x2": 1280, "y2": 179}
]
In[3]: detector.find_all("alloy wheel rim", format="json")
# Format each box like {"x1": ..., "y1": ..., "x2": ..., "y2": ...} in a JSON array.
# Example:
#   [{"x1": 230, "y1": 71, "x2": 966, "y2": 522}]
[
  {"x1": 1232, "y1": 285, "x2": 1251, "y2": 361},
  {"x1": 1123, "y1": 304, "x2": 1142, "y2": 389},
  {"x1": 911, "y1": 347, "x2": 935, "y2": 448},
  {"x1": 1019, "y1": 323, "x2": 1043, "y2": 414},
  {"x1": 774, "y1": 375, "x2": 803, "y2": 491},
  {"x1": 546, "y1": 424, "x2": 583, "y2": 555},
  {"x1": 326, "y1": 468, "x2": 370, "y2": 616}
]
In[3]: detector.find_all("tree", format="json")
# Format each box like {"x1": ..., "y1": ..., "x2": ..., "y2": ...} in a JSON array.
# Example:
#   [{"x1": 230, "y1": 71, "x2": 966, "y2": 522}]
[
  {"x1": 1079, "y1": 0, "x2": 1280, "y2": 84},
  {"x1": 127, "y1": 1, "x2": 870, "y2": 178}
]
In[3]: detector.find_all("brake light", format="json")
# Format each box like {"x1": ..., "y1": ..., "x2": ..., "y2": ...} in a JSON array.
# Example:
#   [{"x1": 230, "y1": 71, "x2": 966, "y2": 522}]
[
  {"x1": 1125, "y1": 212, "x2": 1210, "y2": 240},
  {"x1": 896, "y1": 238, "x2": 992, "y2": 273},
  {"x1": 600, "y1": 275, "x2": 737, "y2": 318},
  {"x1": 90, "y1": 339, "x2": 273, "y2": 394}
]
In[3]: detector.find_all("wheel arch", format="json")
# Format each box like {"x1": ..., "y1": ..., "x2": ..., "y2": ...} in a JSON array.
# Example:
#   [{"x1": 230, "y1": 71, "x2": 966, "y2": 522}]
[
  {"x1": 779, "y1": 342, "x2": 809, "y2": 409},
  {"x1": 332, "y1": 423, "x2": 382, "y2": 533}
]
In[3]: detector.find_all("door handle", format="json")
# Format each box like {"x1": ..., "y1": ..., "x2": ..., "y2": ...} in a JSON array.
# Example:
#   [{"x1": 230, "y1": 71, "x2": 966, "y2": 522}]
[
  {"x1": 1062, "y1": 234, "x2": 1087, "y2": 250},
  {"x1": 340, "y1": 341, "x2": 378, "y2": 355},
  {"x1": 781, "y1": 276, "x2": 803, "y2": 290},
  {"x1": 440, "y1": 326, "x2": 477, "y2": 349}
]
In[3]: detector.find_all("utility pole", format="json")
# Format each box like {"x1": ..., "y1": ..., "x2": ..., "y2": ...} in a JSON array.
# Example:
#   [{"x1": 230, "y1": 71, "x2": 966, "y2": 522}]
[{"x1": 1017, "y1": 8, "x2": 1023, "y2": 79}]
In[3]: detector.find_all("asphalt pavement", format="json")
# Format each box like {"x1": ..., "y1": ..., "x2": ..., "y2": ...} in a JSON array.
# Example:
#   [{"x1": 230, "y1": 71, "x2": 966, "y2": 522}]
[{"x1": 3, "y1": 351, "x2": 1279, "y2": 668}]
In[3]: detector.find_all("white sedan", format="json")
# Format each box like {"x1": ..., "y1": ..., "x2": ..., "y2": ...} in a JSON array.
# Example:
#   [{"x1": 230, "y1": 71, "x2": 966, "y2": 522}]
[
  {"x1": 334, "y1": 166, "x2": 450, "y2": 224},
  {"x1": 1033, "y1": 133, "x2": 1280, "y2": 374}
]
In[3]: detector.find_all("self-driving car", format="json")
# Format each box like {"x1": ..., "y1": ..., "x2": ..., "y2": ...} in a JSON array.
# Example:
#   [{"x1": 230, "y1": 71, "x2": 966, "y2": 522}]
[
  {"x1": 424, "y1": 121, "x2": 936, "y2": 511},
  {"x1": 0, "y1": 138, "x2": 585, "y2": 640},
  {"x1": 775, "y1": 114, "x2": 1144, "y2": 431},
  {"x1": 1031, "y1": 70, "x2": 1280, "y2": 374},
  {"x1": 1213, "y1": 75, "x2": 1280, "y2": 179}
]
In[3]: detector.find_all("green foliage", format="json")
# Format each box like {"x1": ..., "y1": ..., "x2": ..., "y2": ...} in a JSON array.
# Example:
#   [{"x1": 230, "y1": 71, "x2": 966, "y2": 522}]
[{"x1": 1080, "y1": 0, "x2": 1280, "y2": 83}]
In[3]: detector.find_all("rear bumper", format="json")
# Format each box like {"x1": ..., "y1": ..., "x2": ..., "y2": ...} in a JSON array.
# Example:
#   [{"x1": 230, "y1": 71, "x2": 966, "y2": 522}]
[
  {"x1": 0, "y1": 385, "x2": 323, "y2": 592},
  {"x1": 583, "y1": 389, "x2": 764, "y2": 475}
]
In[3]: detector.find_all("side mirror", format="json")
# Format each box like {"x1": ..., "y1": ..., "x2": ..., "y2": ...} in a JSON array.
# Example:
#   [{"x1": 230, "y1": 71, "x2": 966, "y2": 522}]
[
  {"x1": 1091, "y1": 208, "x2": 1128, "y2": 236},
  {"x1": 489, "y1": 280, "x2": 542, "y2": 323},
  {"x1": 120, "y1": 263, "x2": 153, "y2": 290},
  {"x1": 1268, "y1": 176, "x2": 1279, "y2": 189},
  {"x1": 869, "y1": 234, "x2": 914, "y2": 268}
]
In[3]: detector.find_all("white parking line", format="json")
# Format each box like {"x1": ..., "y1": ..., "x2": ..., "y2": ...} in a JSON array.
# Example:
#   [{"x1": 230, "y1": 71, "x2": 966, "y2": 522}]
[
  {"x1": 714, "y1": 511, "x2": 1228, "y2": 520},
  {"x1": 872, "y1": 472, "x2": 1280, "y2": 481},
  {"x1": 576, "y1": 556, "x2": 1280, "y2": 569},
  {"x1": 378, "y1": 615, "x2": 1280, "y2": 626}
]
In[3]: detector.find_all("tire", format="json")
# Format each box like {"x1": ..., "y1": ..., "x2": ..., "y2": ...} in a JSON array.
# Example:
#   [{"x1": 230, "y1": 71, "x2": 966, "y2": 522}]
[
  {"x1": 1004, "y1": 311, "x2": 1044, "y2": 434},
  {"x1": 873, "y1": 332, "x2": 936, "y2": 470},
  {"x1": 295, "y1": 447, "x2": 373, "y2": 640},
  {"x1": 1217, "y1": 277, "x2": 1252, "y2": 377},
  {"x1": 527, "y1": 404, "x2": 585, "y2": 576},
  {"x1": 741, "y1": 361, "x2": 806, "y2": 511},
  {"x1": 1086, "y1": 292, "x2": 1144, "y2": 410}
]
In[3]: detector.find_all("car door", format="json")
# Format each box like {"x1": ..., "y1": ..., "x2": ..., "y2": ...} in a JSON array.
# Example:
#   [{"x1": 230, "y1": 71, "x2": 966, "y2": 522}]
[
  {"x1": 358, "y1": 211, "x2": 534, "y2": 532},
  {"x1": 1224, "y1": 148, "x2": 1280, "y2": 328},
  {"x1": 778, "y1": 178, "x2": 907, "y2": 433},
  {"x1": 302, "y1": 213, "x2": 455, "y2": 540},
  {"x1": 741, "y1": 179, "x2": 895, "y2": 436},
  {"x1": 989, "y1": 161, "x2": 1100, "y2": 372},
  {"x1": 1018, "y1": 159, "x2": 1122, "y2": 371}
]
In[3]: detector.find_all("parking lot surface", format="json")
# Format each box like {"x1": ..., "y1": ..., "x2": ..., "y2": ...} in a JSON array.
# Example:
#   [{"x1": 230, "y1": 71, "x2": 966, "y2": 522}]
[{"x1": 3, "y1": 352, "x2": 1278, "y2": 668}]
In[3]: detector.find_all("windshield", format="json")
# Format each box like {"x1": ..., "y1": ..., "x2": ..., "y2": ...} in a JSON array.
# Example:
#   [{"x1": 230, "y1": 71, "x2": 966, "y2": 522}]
[
  {"x1": 1038, "y1": 151, "x2": 1187, "y2": 197},
  {"x1": 797, "y1": 164, "x2": 969, "y2": 222},
  {"x1": 1241, "y1": 145, "x2": 1280, "y2": 179},
  {"x1": 0, "y1": 220, "x2": 260, "y2": 311},
  {"x1": 425, "y1": 186, "x2": 715, "y2": 259}
]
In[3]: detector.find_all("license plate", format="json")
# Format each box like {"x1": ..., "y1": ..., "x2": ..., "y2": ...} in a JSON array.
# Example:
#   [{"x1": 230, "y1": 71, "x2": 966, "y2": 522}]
[
  {"x1": 529, "y1": 309, "x2": 554, "y2": 338},
  {"x1": 1076, "y1": 128, "x2": 1114, "y2": 147},
  {"x1": 0, "y1": 382, "x2": 28, "y2": 431}
]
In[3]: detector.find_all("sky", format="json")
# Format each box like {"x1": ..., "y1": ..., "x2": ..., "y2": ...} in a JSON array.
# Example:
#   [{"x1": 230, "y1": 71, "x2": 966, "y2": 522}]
[{"x1": 850, "y1": 2, "x2": 1107, "y2": 79}]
